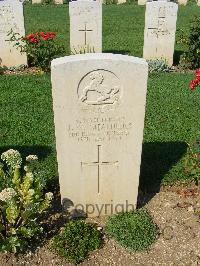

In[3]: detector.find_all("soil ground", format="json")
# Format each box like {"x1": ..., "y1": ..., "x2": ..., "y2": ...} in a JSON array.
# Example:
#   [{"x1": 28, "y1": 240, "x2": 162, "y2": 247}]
[{"x1": 1, "y1": 185, "x2": 200, "y2": 266}]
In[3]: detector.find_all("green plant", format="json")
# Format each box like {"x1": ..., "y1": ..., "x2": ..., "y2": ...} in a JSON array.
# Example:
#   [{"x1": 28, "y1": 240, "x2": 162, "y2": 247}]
[
  {"x1": 0, "y1": 59, "x2": 7, "y2": 75},
  {"x1": 53, "y1": 220, "x2": 101, "y2": 264},
  {"x1": 103, "y1": 0, "x2": 118, "y2": 4},
  {"x1": 71, "y1": 45, "x2": 95, "y2": 55},
  {"x1": 105, "y1": 209, "x2": 158, "y2": 251},
  {"x1": 183, "y1": 140, "x2": 200, "y2": 183},
  {"x1": 0, "y1": 149, "x2": 53, "y2": 253},
  {"x1": 179, "y1": 16, "x2": 200, "y2": 69},
  {"x1": 147, "y1": 59, "x2": 171, "y2": 73},
  {"x1": 0, "y1": 66, "x2": 6, "y2": 75},
  {"x1": 8, "y1": 30, "x2": 65, "y2": 72},
  {"x1": 42, "y1": 0, "x2": 54, "y2": 4}
]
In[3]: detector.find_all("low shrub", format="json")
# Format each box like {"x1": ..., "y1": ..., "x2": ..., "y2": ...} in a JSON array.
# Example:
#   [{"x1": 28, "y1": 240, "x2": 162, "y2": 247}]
[
  {"x1": 183, "y1": 140, "x2": 200, "y2": 183},
  {"x1": 179, "y1": 16, "x2": 200, "y2": 69},
  {"x1": 147, "y1": 59, "x2": 171, "y2": 73},
  {"x1": 0, "y1": 59, "x2": 7, "y2": 75},
  {"x1": 105, "y1": 208, "x2": 158, "y2": 251},
  {"x1": 71, "y1": 44, "x2": 95, "y2": 55},
  {"x1": 53, "y1": 220, "x2": 101, "y2": 264},
  {"x1": 0, "y1": 149, "x2": 53, "y2": 253},
  {"x1": 8, "y1": 30, "x2": 65, "y2": 72}
]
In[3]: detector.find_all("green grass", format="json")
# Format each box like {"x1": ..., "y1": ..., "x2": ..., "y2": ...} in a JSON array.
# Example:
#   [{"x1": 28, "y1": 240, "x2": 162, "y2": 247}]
[
  {"x1": 0, "y1": 4, "x2": 200, "y2": 191},
  {"x1": 0, "y1": 74, "x2": 58, "y2": 189}
]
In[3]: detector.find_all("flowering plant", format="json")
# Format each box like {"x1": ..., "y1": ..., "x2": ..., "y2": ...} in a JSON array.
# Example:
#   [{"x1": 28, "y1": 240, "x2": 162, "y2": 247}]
[
  {"x1": 0, "y1": 149, "x2": 53, "y2": 252},
  {"x1": 9, "y1": 30, "x2": 65, "y2": 71},
  {"x1": 189, "y1": 69, "x2": 200, "y2": 90}
]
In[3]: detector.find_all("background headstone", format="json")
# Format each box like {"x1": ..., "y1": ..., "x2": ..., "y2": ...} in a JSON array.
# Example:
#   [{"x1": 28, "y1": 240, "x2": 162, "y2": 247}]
[
  {"x1": 0, "y1": 0, "x2": 27, "y2": 67},
  {"x1": 69, "y1": 1, "x2": 102, "y2": 53},
  {"x1": 117, "y1": 0, "x2": 126, "y2": 4},
  {"x1": 54, "y1": 0, "x2": 63, "y2": 4},
  {"x1": 32, "y1": 0, "x2": 42, "y2": 3},
  {"x1": 138, "y1": 0, "x2": 147, "y2": 5},
  {"x1": 138, "y1": 0, "x2": 153, "y2": 6},
  {"x1": 178, "y1": 0, "x2": 187, "y2": 5},
  {"x1": 143, "y1": 1, "x2": 178, "y2": 66},
  {"x1": 51, "y1": 53, "x2": 148, "y2": 217}
]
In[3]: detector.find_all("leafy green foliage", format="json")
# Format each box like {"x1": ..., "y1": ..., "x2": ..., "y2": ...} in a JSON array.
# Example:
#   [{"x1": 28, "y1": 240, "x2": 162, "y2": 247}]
[
  {"x1": 105, "y1": 209, "x2": 158, "y2": 251},
  {"x1": 71, "y1": 45, "x2": 95, "y2": 55},
  {"x1": 0, "y1": 59, "x2": 7, "y2": 75},
  {"x1": 8, "y1": 30, "x2": 65, "y2": 72},
  {"x1": 183, "y1": 140, "x2": 200, "y2": 182},
  {"x1": 53, "y1": 220, "x2": 101, "y2": 264},
  {"x1": 147, "y1": 59, "x2": 171, "y2": 73},
  {"x1": 0, "y1": 150, "x2": 53, "y2": 253},
  {"x1": 179, "y1": 17, "x2": 200, "y2": 69}
]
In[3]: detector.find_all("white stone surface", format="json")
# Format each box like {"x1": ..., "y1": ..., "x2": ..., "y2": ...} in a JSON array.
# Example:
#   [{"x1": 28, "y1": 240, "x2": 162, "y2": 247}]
[
  {"x1": 117, "y1": 0, "x2": 126, "y2": 4},
  {"x1": 143, "y1": 1, "x2": 178, "y2": 66},
  {"x1": 178, "y1": 0, "x2": 187, "y2": 5},
  {"x1": 0, "y1": 0, "x2": 27, "y2": 67},
  {"x1": 32, "y1": 0, "x2": 42, "y2": 3},
  {"x1": 54, "y1": 0, "x2": 63, "y2": 4},
  {"x1": 69, "y1": 1, "x2": 102, "y2": 53},
  {"x1": 138, "y1": 0, "x2": 147, "y2": 5},
  {"x1": 51, "y1": 53, "x2": 148, "y2": 217},
  {"x1": 197, "y1": 0, "x2": 200, "y2": 6}
]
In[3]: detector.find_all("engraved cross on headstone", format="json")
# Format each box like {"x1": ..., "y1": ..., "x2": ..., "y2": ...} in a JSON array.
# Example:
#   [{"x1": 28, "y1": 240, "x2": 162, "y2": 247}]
[
  {"x1": 79, "y1": 23, "x2": 93, "y2": 45},
  {"x1": 81, "y1": 145, "x2": 118, "y2": 194}
]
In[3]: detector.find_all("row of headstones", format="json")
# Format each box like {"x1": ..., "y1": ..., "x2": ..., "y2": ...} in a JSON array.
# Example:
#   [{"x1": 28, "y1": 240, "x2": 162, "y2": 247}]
[
  {"x1": 139, "y1": 0, "x2": 200, "y2": 5},
  {"x1": 32, "y1": 0, "x2": 64, "y2": 4},
  {"x1": 32, "y1": 0, "x2": 127, "y2": 4},
  {"x1": 32, "y1": 0, "x2": 200, "y2": 5},
  {"x1": 0, "y1": 0, "x2": 181, "y2": 67}
]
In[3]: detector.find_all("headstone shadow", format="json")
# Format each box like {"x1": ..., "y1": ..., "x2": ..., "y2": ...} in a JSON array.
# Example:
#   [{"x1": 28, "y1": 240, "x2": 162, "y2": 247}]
[
  {"x1": 103, "y1": 49, "x2": 131, "y2": 55},
  {"x1": 0, "y1": 145, "x2": 53, "y2": 161},
  {"x1": 138, "y1": 141, "x2": 187, "y2": 207},
  {"x1": 173, "y1": 49, "x2": 185, "y2": 66}
]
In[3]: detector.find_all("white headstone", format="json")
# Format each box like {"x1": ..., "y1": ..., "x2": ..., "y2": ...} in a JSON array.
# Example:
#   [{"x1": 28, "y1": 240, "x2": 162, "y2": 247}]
[
  {"x1": 138, "y1": 0, "x2": 153, "y2": 5},
  {"x1": 54, "y1": 0, "x2": 63, "y2": 4},
  {"x1": 0, "y1": 0, "x2": 27, "y2": 67},
  {"x1": 197, "y1": 0, "x2": 200, "y2": 6},
  {"x1": 138, "y1": 0, "x2": 147, "y2": 5},
  {"x1": 32, "y1": 0, "x2": 42, "y2": 3},
  {"x1": 117, "y1": 0, "x2": 126, "y2": 4},
  {"x1": 178, "y1": 0, "x2": 187, "y2": 5},
  {"x1": 69, "y1": 1, "x2": 102, "y2": 54},
  {"x1": 51, "y1": 53, "x2": 148, "y2": 217},
  {"x1": 143, "y1": 1, "x2": 178, "y2": 66}
]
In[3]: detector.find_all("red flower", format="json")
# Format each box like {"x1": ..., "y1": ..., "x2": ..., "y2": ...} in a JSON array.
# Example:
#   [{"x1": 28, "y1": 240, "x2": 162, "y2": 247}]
[
  {"x1": 30, "y1": 37, "x2": 38, "y2": 43},
  {"x1": 26, "y1": 33, "x2": 35, "y2": 40},
  {"x1": 49, "y1": 32, "x2": 56, "y2": 38},
  {"x1": 189, "y1": 69, "x2": 200, "y2": 90},
  {"x1": 195, "y1": 68, "x2": 200, "y2": 78}
]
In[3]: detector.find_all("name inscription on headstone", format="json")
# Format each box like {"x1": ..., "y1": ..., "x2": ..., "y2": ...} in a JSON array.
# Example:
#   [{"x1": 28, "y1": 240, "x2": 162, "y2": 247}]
[{"x1": 67, "y1": 116, "x2": 133, "y2": 142}]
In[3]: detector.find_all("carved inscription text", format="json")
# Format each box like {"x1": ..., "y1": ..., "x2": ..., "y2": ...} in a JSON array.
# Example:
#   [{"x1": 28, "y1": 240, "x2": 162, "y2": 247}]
[{"x1": 67, "y1": 116, "x2": 133, "y2": 142}]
